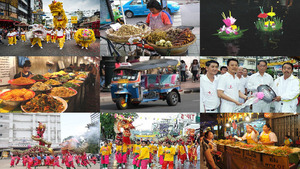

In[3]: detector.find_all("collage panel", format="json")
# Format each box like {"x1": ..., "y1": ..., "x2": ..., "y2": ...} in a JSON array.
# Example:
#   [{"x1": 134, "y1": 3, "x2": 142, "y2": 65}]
[
  {"x1": 0, "y1": 56, "x2": 100, "y2": 113},
  {"x1": 0, "y1": 0, "x2": 100, "y2": 56},
  {"x1": 200, "y1": 0, "x2": 300, "y2": 56},
  {"x1": 100, "y1": 0, "x2": 200, "y2": 57},
  {"x1": 0, "y1": 113, "x2": 101, "y2": 168},
  {"x1": 100, "y1": 56, "x2": 200, "y2": 113},
  {"x1": 200, "y1": 56, "x2": 300, "y2": 113},
  {"x1": 200, "y1": 113, "x2": 300, "y2": 169},
  {"x1": 99, "y1": 112, "x2": 200, "y2": 169}
]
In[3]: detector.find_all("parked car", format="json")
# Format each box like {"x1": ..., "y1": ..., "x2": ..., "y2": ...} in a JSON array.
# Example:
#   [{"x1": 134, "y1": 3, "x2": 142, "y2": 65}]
[{"x1": 119, "y1": 0, "x2": 180, "y2": 18}]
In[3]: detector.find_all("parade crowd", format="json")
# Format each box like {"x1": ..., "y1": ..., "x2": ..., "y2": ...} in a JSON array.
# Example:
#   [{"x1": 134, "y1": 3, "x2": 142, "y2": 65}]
[
  {"x1": 200, "y1": 59, "x2": 300, "y2": 113},
  {"x1": 100, "y1": 138, "x2": 201, "y2": 169},
  {"x1": 9, "y1": 153, "x2": 97, "y2": 169}
]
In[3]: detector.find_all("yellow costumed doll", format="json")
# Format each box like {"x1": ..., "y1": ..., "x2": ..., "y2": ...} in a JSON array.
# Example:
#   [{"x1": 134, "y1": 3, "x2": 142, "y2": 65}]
[
  {"x1": 49, "y1": 0, "x2": 68, "y2": 29},
  {"x1": 74, "y1": 29, "x2": 96, "y2": 50}
]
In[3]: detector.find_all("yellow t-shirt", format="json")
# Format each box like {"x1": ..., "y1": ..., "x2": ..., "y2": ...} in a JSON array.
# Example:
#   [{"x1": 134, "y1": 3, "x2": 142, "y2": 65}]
[
  {"x1": 149, "y1": 144, "x2": 154, "y2": 153},
  {"x1": 100, "y1": 146, "x2": 111, "y2": 156},
  {"x1": 122, "y1": 143, "x2": 128, "y2": 153},
  {"x1": 133, "y1": 144, "x2": 141, "y2": 154},
  {"x1": 153, "y1": 145, "x2": 158, "y2": 151},
  {"x1": 116, "y1": 145, "x2": 122, "y2": 152},
  {"x1": 187, "y1": 145, "x2": 193, "y2": 153},
  {"x1": 179, "y1": 145, "x2": 186, "y2": 155},
  {"x1": 163, "y1": 147, "x2": 175, "y2": 161},
  {"x1": 138, "y1": 146, "x2": 150, "y2": 160}
]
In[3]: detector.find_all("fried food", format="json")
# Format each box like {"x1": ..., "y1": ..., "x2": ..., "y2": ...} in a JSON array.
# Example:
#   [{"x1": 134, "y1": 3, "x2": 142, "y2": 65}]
[
  {"x1": 22, "y1": 94, "x2": 64, "y2": 112},
  {"x1": 11, "y1": 77, "x2": 34, "y2": 85},
  {"x1": 30, "y1": 82, "x2": 51, "y2": 91},
  {"x1": 0, "y1": 89, "x2": 34, "y2": 101},
  {"x1": 45, "y1": 79, "x2": 61, "y2": 86},
  {"x1": 50, "y1": 87, "x2": 76, "y2": 98}
]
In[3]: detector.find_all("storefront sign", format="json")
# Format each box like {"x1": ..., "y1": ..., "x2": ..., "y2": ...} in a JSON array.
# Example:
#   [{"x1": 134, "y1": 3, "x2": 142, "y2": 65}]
[
  {"x1": 243, "y1": 149, "x2": 261, "y2": 162},
  {"x1": 0, "y1": 57, "x2": 12, "y2": 86},
  {"x1": 262, "y1": 154, "x2": 289, "y2": 169},
  {"x1": 71, "y1": 16, "x2": 77, "y2": 24}
]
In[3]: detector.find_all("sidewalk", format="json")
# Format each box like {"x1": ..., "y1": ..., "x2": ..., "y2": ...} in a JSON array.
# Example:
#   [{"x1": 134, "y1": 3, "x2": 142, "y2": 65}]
[{"x1": 100, "y1": 78, "x2": 199, "y2": 103}]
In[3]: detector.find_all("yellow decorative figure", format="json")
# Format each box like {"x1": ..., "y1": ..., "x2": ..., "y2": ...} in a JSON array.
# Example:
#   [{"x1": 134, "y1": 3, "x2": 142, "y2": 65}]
[
  {"x1": 74, "y1": 29, "x2": 96, "y2": 50},
  {"x1": 49, "y1": 1, "x2": 68, "y2": 29}
]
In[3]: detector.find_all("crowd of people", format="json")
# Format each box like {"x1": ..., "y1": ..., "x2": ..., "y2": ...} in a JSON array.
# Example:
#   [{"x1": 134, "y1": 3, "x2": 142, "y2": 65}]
[
  {"x1": 100, "y1": 138, "x2": 200, "y2": 169},
  {"x1": 9, "y1": 153, "x2": 97, "y2": 169},
  {"x1": 200, "y1": 58, "x2": 300, "y2": 113}
]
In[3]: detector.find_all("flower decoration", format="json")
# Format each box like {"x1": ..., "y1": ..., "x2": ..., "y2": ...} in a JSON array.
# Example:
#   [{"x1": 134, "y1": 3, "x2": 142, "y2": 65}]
[
  {"x1": 255, "y1": 6, "x2": 283, "y2": 32},
  {"x1": 213, "y1": 11, "x2": 247, "y2": 40}
]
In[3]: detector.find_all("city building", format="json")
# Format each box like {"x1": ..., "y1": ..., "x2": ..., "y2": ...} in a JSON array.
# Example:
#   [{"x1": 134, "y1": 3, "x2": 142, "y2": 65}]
[
  {"x1": 0, "y1": 113, "x2": 61, "y2": 151},
  {"x1": 18, "y1": 0, "x2": 32, "y2": 23},
  {"x1": 31, "y1": 0, "x2": 43, "y2": 24}
]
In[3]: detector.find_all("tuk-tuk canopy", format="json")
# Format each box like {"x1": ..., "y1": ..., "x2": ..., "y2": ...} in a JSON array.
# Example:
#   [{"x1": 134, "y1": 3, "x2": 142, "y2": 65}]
[{"x1": 116, "y1": 59, "x2": 179, "y2": 71}]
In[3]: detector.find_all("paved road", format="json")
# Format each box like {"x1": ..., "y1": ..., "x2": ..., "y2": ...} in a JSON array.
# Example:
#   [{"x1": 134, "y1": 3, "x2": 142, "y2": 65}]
[
  {"x1": 101, "y1": 152, "x2": 197, "y2": 169},
  {"x1": 100, "y1": 93, "x2": 200, "y2": 112},
  {"x1": 0, "y1": 158, "x2": 100, "y2": 169},
  {"x1": 0, "y1": 38, "x2": 100, "y2": 56}
]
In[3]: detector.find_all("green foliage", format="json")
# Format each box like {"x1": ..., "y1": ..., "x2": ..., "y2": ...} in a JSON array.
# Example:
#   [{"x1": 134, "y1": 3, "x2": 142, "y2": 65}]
[
  {"x1": 213, "y1": 28, "x2": 247, "y2": 41},
  {"x1": 255, "y1": 17, "x2": 283, "y2": 32},
  {"x1": 100, "y1": 113, "x2": 138, "y2": 139}
]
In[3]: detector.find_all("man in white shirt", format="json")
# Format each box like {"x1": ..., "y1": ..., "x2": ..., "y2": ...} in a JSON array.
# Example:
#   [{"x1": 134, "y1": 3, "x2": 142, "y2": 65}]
[
  {"x1": 237, "y1": 67, "x2": 247, "y2": 103},
  {"x1": 220, "y1": 66, "x2": 227, "y2": 75},
  {"x1": 217, "y1": 58, "x2": 248, "y2": 112},
  {"x1": 247, "y1": 60, "x2": 273, "y2": 112},
  {"x1": 56, "y1": 27, "x2": 65, "y2": 50},
  {"x1": 272, "y1": 62, "x2": 300, "y2": 113},
  {"x1": 200, "y1": 60, "x2": 220, "y2": 113}
]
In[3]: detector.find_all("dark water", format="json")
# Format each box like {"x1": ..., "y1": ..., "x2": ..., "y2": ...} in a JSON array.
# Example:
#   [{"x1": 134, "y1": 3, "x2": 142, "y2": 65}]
[{"x1": 200, "y1": 0, "x2": 300, "y2": 56}]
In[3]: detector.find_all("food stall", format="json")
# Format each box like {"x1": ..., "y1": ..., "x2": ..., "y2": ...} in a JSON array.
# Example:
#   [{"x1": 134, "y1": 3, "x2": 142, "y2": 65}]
[
  {"x1": 201, "y1": 113, "x2": 300, "y2": 169},
  {"x1": 0, "y1": 56, "x2": 99, "y2": 113},
  {"x1": 103, "y1": 24, "x2": 196, "y2": 56}
]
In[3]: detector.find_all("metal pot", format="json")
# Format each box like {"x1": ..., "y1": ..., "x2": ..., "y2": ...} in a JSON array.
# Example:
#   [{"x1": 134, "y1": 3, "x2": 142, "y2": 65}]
[{"x1": 257, "y1": 85, "x2": 277, "y2": 103}]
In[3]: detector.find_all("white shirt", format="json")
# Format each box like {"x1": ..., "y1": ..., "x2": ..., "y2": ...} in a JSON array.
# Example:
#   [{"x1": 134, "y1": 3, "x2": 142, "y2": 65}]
[
  {"x1": 237, "y1": 76, "x2": 247, "y2": 94},
  {"x1": 46, "y1": 31, "x2": 52, "y2": 34},
  {"x1": 200, "y1": 74, "x2": 220, "y2": 110},
  {"x1": 241, "y1": 131, "x2": 259, "y2": 142},
  {"x1": 260, "y1": 131, "x2": 278, "y2": 143},
  {"x1": 271, "y1": 75, "x2": 299, "y2": 112},
  {"x1": 21, "y1": 31, "x2": 26, "y2": 35},
  {"x1": 247, "y1": 72, "x2": 273, "y2": 93},
  {"x1": 56, "y1": 30, "x2": 64, "y2": 37},
  {"x1": 200, "y1": 88, "x2": 204, "y2": 112},
  {"x1": 217, "y1": 72, "x2": 240, "y2": 112},
  {"x1": 7, "y1": 33, "x2": 13, "y2": 37}
]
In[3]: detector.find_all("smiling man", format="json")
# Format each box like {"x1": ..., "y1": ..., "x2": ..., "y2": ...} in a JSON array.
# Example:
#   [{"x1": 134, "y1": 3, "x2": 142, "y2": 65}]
[
  {"x1": 271, "y1": 62, "x2": 300, "y2": 113},
  {"x1": 200, "y1": 60, "x2": 220, "y2": 113},
  {"x1": 217, "y1": 58, "x2": 248, "y2": 112}
]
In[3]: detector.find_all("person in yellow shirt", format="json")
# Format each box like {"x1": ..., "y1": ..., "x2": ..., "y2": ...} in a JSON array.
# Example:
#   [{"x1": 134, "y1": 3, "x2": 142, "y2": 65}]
[
  {"x1": 178, "y1": 141, "x2": 187, "y2": 165},
  {"x1": 108, "y1": 141, "x2": 113, "y2": 153},
  {"x1": 153, "y1": 142, "x2": 158, "y2": 161},
  {"x1": 187, "y1": 141, "x2": 193, "y2": 163},
  {"x1": 158, "y1": 142, "x2": 164, "y2": 166},
  {"x1": 162, "y1": 141, "x2": 176, "y2": 169},
  {"x1": 138, "y1": 141, "x2": 149, "y2": 169},
  {"x1": 173, "y1": 141, "x2": 179, "y2": 167},
  {"x1": 100, "y1": 141, "x2": 111, "y2": 169},
  {"x1": 115, "y1": 140, "x2": 123, "y2": 168},
  {"x1": 148, "y1": 140, "x2": 154, "y2": 168},
  {"x1": 133, "y1": 139, "x2": 141, "y2": 169},
  {"x1": 122, "y1": 142, "x2": 128, "y2": 168}
]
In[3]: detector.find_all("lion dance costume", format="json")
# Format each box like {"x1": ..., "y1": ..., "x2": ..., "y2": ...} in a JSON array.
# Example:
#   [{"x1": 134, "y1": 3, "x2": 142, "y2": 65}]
[
  {"x1": 49, "y1": 0, "x2": 68, "y2": 29},
  {"x1": 74, "y1": 29, "x2": 96, "y2": 50}
]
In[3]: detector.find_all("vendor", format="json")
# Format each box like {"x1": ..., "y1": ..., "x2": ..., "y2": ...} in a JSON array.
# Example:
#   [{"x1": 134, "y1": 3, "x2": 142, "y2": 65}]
[
  {"x1": 14, "y1": 60, "x2": 34, "y2": 79},
  {"x1": 146, "y1": 0, "x2": 172, "y2": 30},
  {"x1": 282, "y1": 135, "x2": 293, "y2": 147},
  {"x1": 238, "y1": 125, "x2": 259, "y2": 144},
  {"x1": 259, "y1": 124, "x2": 278, "y2": 146}
]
